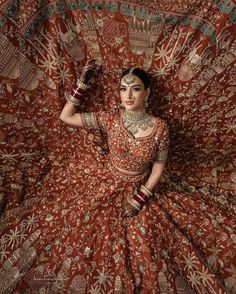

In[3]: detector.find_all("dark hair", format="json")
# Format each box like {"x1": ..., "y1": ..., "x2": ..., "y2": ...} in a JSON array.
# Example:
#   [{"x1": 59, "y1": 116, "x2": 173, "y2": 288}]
[{"x1": 121, "y1": 67, "x2": 150, "y2": 89}]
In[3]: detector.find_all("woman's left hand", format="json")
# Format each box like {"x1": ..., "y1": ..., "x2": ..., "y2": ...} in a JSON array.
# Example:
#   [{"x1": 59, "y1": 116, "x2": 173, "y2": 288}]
[{"x1": 80, "y1": 59, "x2": 100, "y2": 84}]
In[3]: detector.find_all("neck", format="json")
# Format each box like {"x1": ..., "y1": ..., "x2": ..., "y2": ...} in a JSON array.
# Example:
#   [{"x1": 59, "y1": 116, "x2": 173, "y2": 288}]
[
  {"x1": 122, "y1": 108, "x2": 153, "y2": 135},
  {"x1": 123, "y1": 109, "x2": 148, "y2": 122},
  {"x1": 124, "y1": 108, "x2": 146, "y2": 115}
]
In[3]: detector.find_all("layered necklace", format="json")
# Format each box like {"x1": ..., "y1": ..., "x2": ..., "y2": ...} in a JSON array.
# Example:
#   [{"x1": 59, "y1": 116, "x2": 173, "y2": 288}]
[{"x1": 122, "y1": 110, "x2": 154, "y2": 135}]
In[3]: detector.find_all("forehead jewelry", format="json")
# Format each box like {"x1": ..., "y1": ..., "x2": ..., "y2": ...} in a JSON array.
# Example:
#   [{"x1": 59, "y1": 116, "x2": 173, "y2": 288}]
[{"x1": 123, "y1": 68, "x2": 135, "y2": 84}]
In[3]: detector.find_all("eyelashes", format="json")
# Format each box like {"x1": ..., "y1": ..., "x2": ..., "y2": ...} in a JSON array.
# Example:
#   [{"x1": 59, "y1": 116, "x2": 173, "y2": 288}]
[{"x1": 120, "y1": 87, "x2": 141, "y2": 92}]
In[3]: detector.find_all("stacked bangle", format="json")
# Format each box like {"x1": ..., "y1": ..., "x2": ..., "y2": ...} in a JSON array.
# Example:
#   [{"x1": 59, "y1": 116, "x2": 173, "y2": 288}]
[
  {"x1": 128, "y1": 199, "x2": 141, "y2": 211},
  {"x1": 140, "y1": 185, "x2": 153, "y2": 198},
  {"x1": 128, "y1": 185, "x2": 153, "y2": 212},
  {"x1": 65, "y1": 92, "x2": 81, "y2": 106},
  {"x1": 76, "y1": 79, "x2": 90, "y2": 91},
  {"x1": 65, "y1": 79, "x2": 88, "y2": 106}
]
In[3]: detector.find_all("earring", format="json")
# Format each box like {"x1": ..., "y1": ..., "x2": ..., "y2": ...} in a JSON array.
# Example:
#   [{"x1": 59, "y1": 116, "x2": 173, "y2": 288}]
[{"x1": 144, "y1": 95, "x2": 149, "y2": 108}]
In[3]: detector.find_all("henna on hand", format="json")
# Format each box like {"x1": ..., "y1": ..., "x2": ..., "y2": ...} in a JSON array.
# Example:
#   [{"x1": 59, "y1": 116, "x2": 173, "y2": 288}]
[{"x1": 80, "y1": 59, "x2": 100, "y2": 84}]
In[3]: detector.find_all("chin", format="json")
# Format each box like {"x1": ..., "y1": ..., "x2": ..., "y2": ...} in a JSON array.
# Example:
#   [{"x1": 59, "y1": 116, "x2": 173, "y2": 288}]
[
  {"x1": 124, "y1": 106, "x2": 136, "y2": 112},
  {"x1": 124, "y1": 105, "x2": 143, "y2": 112}
]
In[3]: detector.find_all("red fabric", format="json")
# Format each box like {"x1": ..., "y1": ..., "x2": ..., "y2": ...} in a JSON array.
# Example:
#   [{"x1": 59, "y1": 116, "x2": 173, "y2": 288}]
[{"x1": 0, "y1": 0, "x2": 235, "y2": 293}]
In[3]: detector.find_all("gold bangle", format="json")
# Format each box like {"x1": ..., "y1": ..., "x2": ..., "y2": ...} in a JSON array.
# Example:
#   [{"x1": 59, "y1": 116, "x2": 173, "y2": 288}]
[
  {"x1": 132, "y1": 199, "x2": 142, "y2": 209},
  {"x1": 140, "y1": 185, "x2": 153, "y2": 197},
  {"x1": 65, "y1": 92, "x2": 80, "y2": 106},
  {"x1": 76, "y1": 79, "x2": 90, "y2": 91},
  {"x1": 128, "y1": 200, "x2": 140, "y2": 211}
]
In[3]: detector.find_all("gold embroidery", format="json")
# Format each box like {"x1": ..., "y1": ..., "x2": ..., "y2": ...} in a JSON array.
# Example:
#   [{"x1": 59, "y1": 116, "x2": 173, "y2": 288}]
[
  {"x1": 65, "y1": 92, "x2": 80, "y2": 106},
  {"x1": 81, "y1": 110, "x2": 168, "y2": 171},
  {"x1": 81, "y1": 112, "x2": 98, "y2": 129},
  {"x1": 154, "y1": 150, "x2": 168, "y2": 162},
  {"x1": 153, "y1": 124, "x2": 169, "y2": 163}
]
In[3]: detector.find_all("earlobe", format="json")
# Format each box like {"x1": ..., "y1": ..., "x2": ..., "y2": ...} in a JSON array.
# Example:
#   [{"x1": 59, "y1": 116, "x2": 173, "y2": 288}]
[{"x1": 144, "y1": 88, "x2": 150, "y2": 108}]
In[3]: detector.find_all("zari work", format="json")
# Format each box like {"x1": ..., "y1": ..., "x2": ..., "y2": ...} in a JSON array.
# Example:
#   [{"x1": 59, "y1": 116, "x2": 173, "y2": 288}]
[
  {"x1": 0, "y1": 107, "x2": 235, "y2": 293},
  {"x1": 81, "y1": 110, "x2": 169, "y2": 171}
]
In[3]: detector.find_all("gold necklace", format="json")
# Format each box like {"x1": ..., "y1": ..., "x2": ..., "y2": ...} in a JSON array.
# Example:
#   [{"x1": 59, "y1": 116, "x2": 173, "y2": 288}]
[{"x1": 122, "y1": 110, "x2": 154, "y2": 135}]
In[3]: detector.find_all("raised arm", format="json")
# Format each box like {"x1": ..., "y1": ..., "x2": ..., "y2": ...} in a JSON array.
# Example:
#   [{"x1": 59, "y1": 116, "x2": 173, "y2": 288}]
[
  {"x1": 59, "y1": 102, "x2": 83, "y2": 127},
  {"x1": 59, "y1": 59, "x2": 99, "y2": 127}
]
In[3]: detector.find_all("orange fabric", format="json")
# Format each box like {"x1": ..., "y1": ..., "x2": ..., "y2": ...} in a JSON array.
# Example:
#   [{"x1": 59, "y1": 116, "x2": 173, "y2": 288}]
[{"x1": 0, "y1": 0, "x2": 236, "y2": 293}]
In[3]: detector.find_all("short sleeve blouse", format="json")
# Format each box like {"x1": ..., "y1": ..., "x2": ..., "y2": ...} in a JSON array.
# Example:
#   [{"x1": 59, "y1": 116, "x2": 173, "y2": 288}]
[{"x1": 81, "y1": 111, "x2": 169, "y2": 170}]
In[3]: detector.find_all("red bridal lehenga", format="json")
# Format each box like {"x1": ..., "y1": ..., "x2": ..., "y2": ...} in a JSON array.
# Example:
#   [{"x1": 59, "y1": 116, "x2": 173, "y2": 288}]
[{"x1": 1, "y1": 110, "x2": 235, "y2": 293}]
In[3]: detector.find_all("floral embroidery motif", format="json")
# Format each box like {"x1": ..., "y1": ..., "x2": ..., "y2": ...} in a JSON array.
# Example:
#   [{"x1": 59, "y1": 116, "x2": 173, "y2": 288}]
[{"x1": 81, "y1": 112, "x2": 99, "y2": 129}]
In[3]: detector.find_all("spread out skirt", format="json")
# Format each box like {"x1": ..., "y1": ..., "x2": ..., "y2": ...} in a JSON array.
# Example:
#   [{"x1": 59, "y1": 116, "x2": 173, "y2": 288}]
[{"x1": 0, "y1": 157, "x2": 235, "y2": 293}]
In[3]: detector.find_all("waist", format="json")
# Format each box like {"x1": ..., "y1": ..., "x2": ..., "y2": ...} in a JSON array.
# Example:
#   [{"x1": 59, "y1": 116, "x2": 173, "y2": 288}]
[
  {"x1": 107, "y1": 161, "x2": 149, "y2": 183},
  {"x1": 110, "y1": 161, "x2": 147, "y2": 176}
]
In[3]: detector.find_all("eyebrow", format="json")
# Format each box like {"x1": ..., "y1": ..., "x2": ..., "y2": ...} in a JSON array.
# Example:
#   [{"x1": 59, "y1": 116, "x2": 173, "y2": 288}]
[{"x1": 120, "y1": 84, "x2": 143, "y2": 87}]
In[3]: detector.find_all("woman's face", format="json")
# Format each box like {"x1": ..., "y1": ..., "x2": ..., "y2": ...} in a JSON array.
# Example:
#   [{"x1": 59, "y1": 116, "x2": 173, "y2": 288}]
[{"x1": 120, "y1": 74, "x2": 150, "y2": 112}]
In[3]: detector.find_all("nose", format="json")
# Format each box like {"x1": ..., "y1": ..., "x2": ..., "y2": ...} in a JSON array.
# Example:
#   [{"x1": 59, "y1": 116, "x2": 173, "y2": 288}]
[{"x1": 127, "y1": 88, "x2": 133, "y2": 99}]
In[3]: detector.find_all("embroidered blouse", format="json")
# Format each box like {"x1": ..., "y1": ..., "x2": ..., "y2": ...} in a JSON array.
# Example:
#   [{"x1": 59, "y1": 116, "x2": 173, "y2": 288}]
[{"x1": 81, "y1": 110, "x2": 169, "y2": 174}]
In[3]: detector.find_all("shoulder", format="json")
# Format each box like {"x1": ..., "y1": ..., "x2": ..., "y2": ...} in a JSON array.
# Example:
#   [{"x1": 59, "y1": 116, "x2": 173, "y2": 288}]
[
  {"x1": 152, "y1": 116, "x2": 169, "y2": 145},
  {"x1": 152, "y1": 115, "x2": 168, "y2": 130},
  {"x1": 98, "y1": 109, "x2": 119, "y2": 121},
  {"x1": 94, "y1": 109, "x2": 118, "y2": 131}
]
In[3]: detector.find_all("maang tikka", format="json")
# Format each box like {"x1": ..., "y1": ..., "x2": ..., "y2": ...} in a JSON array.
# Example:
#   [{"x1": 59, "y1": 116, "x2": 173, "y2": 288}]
[{"x1": 123, "y1": 67, "x2": 135, "y2": 84}]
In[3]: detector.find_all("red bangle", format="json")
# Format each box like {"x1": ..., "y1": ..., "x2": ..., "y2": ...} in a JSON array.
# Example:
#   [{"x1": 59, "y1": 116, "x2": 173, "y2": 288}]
[
  {"x1": 133, "y1": 194, "x2": 144, "y2": 207},
  {"x1": 137, "y1": 191, "x2": 149, "y2": 202},
  {"x1": 65, "y1": 84, "x2": 86, "y2": 106},
  {"x1": 72, "y1": 85, "x2": 85, "y2": 100},
  {"x1": 135, "y1": 193, "x2": 146, "y2": 202},
  {"x1": 132, "y1": 189, "x2": 151, "y2": 210}
]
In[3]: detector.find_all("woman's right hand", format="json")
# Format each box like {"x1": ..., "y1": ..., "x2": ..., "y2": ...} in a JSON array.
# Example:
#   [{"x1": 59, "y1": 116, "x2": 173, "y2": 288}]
[{"x1": 80, "y1": 59, "x2": 100, "y2": 85}]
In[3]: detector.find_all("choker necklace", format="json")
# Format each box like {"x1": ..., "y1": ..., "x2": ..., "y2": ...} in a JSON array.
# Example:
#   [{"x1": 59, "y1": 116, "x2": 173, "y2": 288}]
[{"x1": 122, "y1": 110, "x2": 154, "y2": 135}]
